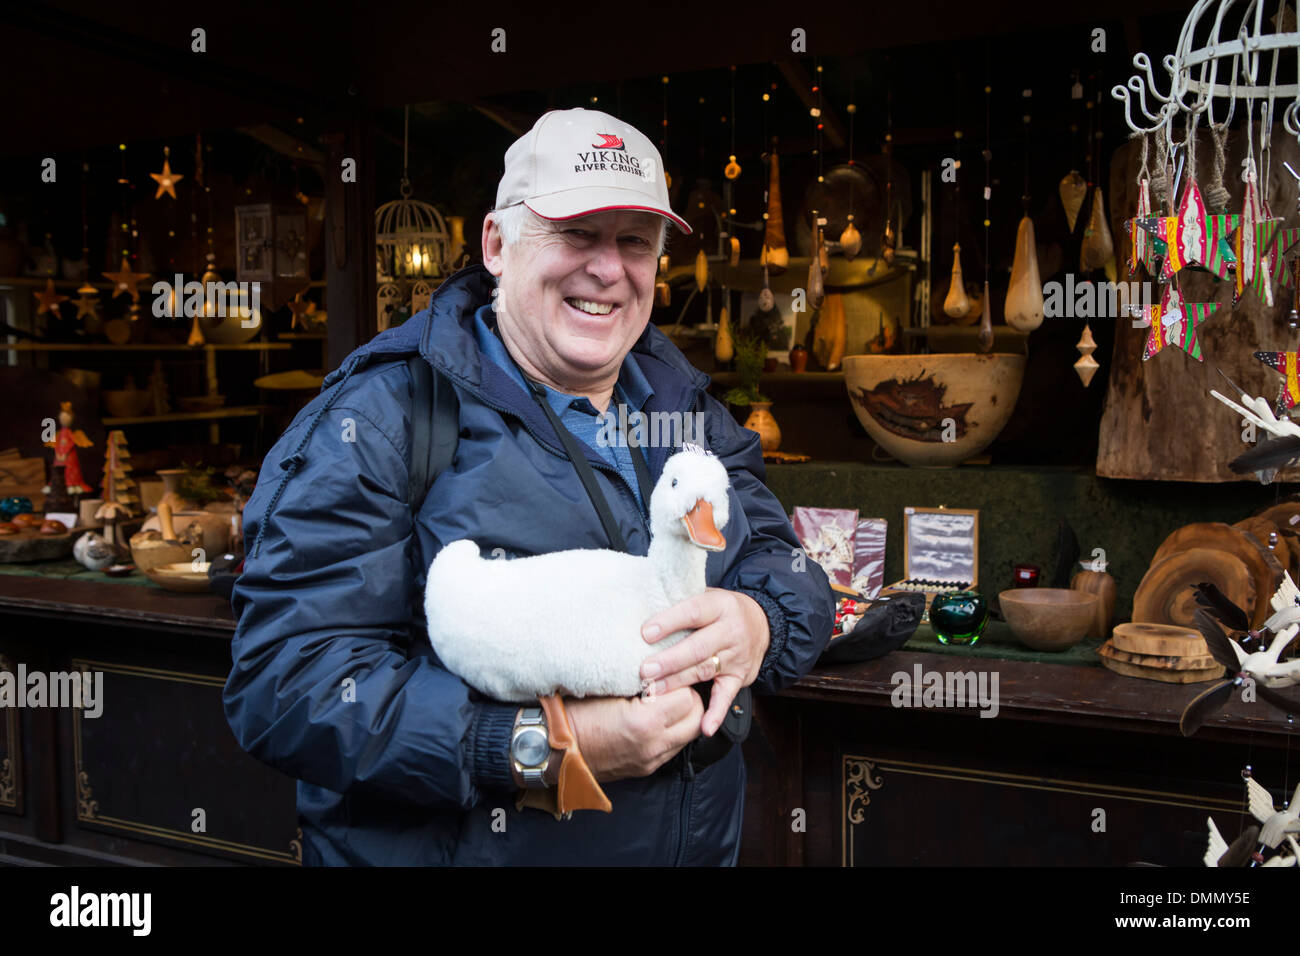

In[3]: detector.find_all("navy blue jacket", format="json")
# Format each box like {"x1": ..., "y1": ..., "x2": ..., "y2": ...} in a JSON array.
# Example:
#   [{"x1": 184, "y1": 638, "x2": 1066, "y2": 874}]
[{"x1": 224, "y1": 264, "x2": 834, "y2": 865}]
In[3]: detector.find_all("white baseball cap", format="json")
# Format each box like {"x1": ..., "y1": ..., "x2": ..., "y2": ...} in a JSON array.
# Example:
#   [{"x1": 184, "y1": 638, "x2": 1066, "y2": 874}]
[{"x1": 494, "y1": 108, "x2": 691, "y2": 234}]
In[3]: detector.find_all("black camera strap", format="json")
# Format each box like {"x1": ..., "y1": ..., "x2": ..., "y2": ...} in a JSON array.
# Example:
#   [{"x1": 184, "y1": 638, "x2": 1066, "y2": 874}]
[{"x1": 523, "y1": 377, "x2": 651, "y2": 553}]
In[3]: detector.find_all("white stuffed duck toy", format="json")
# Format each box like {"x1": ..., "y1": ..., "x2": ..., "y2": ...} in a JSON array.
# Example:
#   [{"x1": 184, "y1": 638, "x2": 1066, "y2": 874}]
[{"x1": 425, "y1": 445, "x2": 731, "y2": 814}]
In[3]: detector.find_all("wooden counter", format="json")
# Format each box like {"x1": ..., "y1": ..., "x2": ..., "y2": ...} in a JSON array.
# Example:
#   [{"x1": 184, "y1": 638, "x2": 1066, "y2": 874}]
[
  {"x1": 739, "y1": 648, "x2": 1299, "y2": 867},
  {"x1": 2, "y1": 572, "x2": 1295, "y2": 867},
  {"x1": 0, "y1": 573, "x2": 299, "y2": 867}
]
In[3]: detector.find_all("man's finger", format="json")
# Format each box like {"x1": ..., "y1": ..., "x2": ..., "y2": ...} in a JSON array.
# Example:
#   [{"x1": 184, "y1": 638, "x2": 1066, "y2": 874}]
[
  {"x1": 701, "y1": 675, "x2": 742, "y2": 736},
  {"x1": 640, "y1": 622, "x2": 724, "y2": 684},
  {"x1": 641, "y1": 591, "x2": 721, "y2": 645}
]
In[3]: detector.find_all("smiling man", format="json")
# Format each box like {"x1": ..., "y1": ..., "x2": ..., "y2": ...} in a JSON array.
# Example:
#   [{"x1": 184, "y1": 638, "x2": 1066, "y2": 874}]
[{"x1": 225, "y1": 108, "x2": 834, "y2": 866}]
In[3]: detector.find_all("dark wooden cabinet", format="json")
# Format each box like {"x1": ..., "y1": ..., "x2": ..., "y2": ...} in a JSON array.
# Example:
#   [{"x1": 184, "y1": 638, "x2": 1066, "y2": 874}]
[{"x1": 0, "y1": 575, "x2": 299, "y2": 866}]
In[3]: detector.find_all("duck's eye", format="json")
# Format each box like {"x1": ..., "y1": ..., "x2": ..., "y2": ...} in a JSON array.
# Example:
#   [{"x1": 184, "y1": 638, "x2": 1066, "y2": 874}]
[{"x1": 671, "y1": 478, "x2": 678, "y2": 488}]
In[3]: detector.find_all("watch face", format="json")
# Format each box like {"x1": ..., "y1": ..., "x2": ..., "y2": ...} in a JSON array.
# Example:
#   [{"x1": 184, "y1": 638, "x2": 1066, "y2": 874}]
[{"x1": 512, "y1": 727, "x2": 549, "y2": 767}]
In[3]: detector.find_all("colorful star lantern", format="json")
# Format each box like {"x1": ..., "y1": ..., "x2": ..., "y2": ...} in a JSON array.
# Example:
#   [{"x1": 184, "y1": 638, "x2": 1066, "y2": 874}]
[
  {"x1": 1136, "y1": 177, "x2": 1239, "y2": 281},
  {"x1": 1140, "y1": 282, "x2": 1220, "y2": 363},
  {"x1": 103, "y1": 257, "x2": 151, "y2": 303},
  {"x1": 33, "y1": 278, "x2": 68, "y2": 316},
  {"x1": 1233, "y1": 161, "x2": 1283, "y2": 307},
  {"x1": 1255, "y1": 350, "x2": 1300, "y2": 408},
  {"x1": 149, "y1": 146, "x2": 183, "y2": 200}
]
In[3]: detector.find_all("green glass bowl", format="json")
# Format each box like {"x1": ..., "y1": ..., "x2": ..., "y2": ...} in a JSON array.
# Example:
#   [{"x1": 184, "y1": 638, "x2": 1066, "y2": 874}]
[{"x1": 929, "y1": 591, "x2": 989, "y2": 646}]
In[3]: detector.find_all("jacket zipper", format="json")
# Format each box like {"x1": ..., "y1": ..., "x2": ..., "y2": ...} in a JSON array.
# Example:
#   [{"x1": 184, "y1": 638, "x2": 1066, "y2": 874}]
[{"x1": 673, "y1": 745, "x2": 697, "y2": 866}]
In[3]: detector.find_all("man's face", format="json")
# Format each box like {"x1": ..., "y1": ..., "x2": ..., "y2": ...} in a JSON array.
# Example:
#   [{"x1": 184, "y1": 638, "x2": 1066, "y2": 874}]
[{"x1": 483, "y1": 209, "x2": 662, "y2": 391}]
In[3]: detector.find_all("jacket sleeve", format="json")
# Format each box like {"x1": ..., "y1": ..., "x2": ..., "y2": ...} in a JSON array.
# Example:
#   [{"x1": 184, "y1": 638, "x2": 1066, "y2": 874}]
[
  {"x1": 223, "y1": 370, "x2": 518, "y2": 809},
  {"x1": 703, "y1": 392, "x2": 835, "y2": 694}
]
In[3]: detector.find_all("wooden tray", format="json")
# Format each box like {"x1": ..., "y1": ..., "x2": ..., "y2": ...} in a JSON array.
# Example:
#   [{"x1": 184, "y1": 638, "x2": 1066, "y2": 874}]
[
  {"x1": 1097, "y1": 644, "x2": 1223, "y2": 683},
  {"x1": 1097, "y1": 639, "x2": 1217, "y2": 671},
  {"x1": 1111, "y1": 621, "x2": 1211, "y2": 657}
]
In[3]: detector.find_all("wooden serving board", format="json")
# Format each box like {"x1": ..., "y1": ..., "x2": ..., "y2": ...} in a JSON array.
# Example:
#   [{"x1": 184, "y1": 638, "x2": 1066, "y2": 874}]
[
  {"x1": 1149, "y1": 523, "x2": 1283, "y2": 627},
  {"x1": 1096, "y1": 640, "x2": 1218, "y2": 671},
  {"x1": 0, "y1": 527, "x2": 80, "y2": 563},
  {"x1": 1097, "y1": 649, "x2": 1223, "y2": 684},
  {"x1": 1132, "y1": 547, "x2": 1255, "y2": 630},
  {"x1": 1110, "y1": 622, "x2": 1210, "y2": 657}
]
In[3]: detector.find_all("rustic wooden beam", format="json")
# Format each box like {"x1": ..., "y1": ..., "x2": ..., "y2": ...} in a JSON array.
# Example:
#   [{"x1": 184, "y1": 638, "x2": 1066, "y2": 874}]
[{"x1": 322, "y1": 107, "x2": 377, "y2": 370}]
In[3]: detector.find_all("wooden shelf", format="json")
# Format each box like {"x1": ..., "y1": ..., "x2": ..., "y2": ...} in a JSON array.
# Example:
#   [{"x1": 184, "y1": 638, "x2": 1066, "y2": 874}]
[
  {"x1": 2, "y1": 342, "x2": 291, "y2": 351},
  {"x1": 102, "y1": 405, "x2": 275, "y2": 425}
]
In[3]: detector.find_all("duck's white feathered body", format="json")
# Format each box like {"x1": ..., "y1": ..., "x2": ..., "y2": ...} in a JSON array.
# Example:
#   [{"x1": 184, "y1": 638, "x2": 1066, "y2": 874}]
[{"x1": 425, "y1": 448, "x2": 730, "y2": 702}]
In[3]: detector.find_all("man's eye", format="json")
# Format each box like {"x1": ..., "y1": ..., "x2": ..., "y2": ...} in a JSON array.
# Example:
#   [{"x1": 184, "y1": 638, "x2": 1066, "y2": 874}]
[
  {"x1": 621, "y1": 236, "x2": 653, "y2": 247},
  {"x1": 564, "y1": 229, "x2": 594, "y2": 239}
]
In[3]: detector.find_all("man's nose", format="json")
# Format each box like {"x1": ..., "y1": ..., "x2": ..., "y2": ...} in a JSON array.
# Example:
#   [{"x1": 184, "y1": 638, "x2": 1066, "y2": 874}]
[{"x1": 584, "y1": 237, "x2": 626, "y2": 284}]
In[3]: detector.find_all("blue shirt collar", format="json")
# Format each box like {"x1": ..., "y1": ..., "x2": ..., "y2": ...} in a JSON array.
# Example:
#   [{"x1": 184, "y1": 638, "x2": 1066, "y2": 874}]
[{"x1": 472, "y1": 303, "x2": 655, "y2": 416}]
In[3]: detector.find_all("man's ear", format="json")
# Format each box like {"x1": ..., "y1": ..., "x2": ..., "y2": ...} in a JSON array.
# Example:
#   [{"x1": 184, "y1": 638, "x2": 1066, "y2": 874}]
[{"x1": 482, "y1": 214, "x2": 505, "y2": 278}]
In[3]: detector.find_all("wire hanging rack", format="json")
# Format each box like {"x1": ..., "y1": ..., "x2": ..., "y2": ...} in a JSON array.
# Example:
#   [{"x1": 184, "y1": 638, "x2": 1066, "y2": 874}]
[{"x1": 1112, "y1": 0, "x2": 1300, "y2": 148}]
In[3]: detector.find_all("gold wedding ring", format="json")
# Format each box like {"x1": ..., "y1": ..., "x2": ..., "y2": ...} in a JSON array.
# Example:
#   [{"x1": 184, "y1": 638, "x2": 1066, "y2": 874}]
[{"x1": 710, "y1": 654, "x2": 721, "y2": 677}]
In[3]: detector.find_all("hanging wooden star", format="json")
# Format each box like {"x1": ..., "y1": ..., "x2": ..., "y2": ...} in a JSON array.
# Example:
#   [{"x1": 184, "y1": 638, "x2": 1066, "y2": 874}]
[
  {"x1": 1127, "y1": 179, "x2": 1166, "y2": 277},
  {"x1": 1141, "y1": 282, "x2": 1219, "y2": 362},
  {"x1": 34, "y1": 278, "x2": 69, "y2": 316},
  {"x1": 1264, "y1": 223, "x2": 1300, "y2": 293},
  {"x1": 1136, "y1": 176, "x2": 1239, "y2": 281},
  {"x1": 103, "y1": 257, "x2": 151, "y2": 303},
  {"x1": 149, "y1": 146, "x2": 183, "y2": 200},
  {"x1": 1254, "y1": 350, "x2": 1300, "y2": 408},
  {"x1": 73, "y1": 282, "x2": 100, "y2": 320},
  {"x1": 1233, "y1": 160, "x2": 1283, "y2": 307},
  {"x1": 285, "y1": 292, "x2": 315, "y2": 331}
]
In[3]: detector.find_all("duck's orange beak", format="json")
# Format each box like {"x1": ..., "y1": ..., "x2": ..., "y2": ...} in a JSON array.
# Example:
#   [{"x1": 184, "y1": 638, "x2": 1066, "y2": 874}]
[{"x1": 682, "y1": 498, "x2": 726, "y2": 551}]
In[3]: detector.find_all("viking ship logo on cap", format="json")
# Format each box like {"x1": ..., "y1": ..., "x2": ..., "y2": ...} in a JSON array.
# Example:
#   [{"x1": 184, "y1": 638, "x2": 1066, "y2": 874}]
[{"x1": 593, "y1": 133, "x2": 625, "y2": 150}]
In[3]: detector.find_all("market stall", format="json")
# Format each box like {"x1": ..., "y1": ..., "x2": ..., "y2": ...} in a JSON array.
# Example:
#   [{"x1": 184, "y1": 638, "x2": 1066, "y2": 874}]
[{"x1": 3, "y1": 0, "x2": 1300, "y2": 870}]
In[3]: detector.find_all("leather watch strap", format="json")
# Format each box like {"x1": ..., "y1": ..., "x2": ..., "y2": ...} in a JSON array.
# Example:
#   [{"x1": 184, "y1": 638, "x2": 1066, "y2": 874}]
[{"x1": 538, "y1": 695, "x2": 612, "y2": 814}]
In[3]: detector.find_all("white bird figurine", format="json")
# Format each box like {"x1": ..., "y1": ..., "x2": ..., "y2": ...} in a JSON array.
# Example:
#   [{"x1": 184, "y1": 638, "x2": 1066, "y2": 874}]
[
  {"x1": 426, "y1": 446, "x2": 730, "y2": 703},
  {"x1": 1246, "y1": 776, "x2": 1300, "y2": 854},
  {"x1": 73, "y1": 531, "x2": 117, "y2": 571}
]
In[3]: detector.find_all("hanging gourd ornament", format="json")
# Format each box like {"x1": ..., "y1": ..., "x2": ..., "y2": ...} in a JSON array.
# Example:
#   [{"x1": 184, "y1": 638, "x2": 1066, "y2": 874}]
[
  {"x1": 840, "y1": 215, "x2": 862, "y2": 261},
  {"x1": 724, "y1": 155, "x2": 741, "y2": 180},
  {"x1": 694, "y1": 247, "x2": 709, "y2": 293},
  {"x1": 943, "y1": 243, "x2": 971, "y2": 318},
  {"x1": 761, "y1": 145, "x2": 789, "y2": 275},
  {"x1": 1005, "y1": 215, "x2": 1044, "y2": 331}
]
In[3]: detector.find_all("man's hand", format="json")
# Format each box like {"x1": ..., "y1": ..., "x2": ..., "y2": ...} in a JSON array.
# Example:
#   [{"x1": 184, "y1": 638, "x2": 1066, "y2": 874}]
[
  {"x1": 565, "y1": 688, "x2": 703, "y2": 783},
  {"x1": 638, "y1": 588, "x2": 771, "y2": 737}
]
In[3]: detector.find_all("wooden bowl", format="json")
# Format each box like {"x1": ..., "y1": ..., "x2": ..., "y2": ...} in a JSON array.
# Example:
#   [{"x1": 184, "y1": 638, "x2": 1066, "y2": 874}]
[
  {"x1": 103, "y1": 389, "x2": 152, "y2": 418},
  {"x1": 843, "y1": 353, "x2": 1025, "y2": 466},
  {"x1": 143, "y1": 561, "x2": 211, "y2": 593},
  {"x1": 999, "y1": 588, "x2": 1099, "y2": 652},
  {"x1": 129, "y1": 533, "x2": 194, "y2": 573}
]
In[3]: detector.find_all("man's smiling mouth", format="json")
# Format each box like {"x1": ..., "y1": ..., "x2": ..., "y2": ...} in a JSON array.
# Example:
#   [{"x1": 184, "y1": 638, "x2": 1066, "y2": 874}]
[{"x1": 564, "y1": 297, "x2": 617, "y2": 316}]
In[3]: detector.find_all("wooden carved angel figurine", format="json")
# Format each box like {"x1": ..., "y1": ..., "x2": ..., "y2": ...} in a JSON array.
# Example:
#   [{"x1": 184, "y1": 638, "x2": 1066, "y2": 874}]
[{"x1": 42, "y1": 401, "x2": 93, "y2": 496}]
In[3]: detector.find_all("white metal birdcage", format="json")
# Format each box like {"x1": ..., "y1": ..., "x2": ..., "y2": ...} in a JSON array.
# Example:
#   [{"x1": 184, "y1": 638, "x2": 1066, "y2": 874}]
[
  {"x1": 375, "y1": 183, "x2": 451, "y2": 282},
  {"x1": 375, "y1": 105, "x2": 452, "y2": 284},
  {"x1": 1113, "y1": 0, "x2": 1300, "y2": 147}
]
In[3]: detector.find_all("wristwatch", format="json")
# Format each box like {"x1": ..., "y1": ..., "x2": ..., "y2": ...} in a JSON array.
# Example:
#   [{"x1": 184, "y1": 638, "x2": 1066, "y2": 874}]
[{"x1": 510, "y1": 707, "x2": 554, "y2": 789}]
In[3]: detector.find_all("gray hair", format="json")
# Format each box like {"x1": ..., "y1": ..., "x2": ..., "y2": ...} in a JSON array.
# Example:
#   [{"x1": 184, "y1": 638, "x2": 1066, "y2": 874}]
[{"x1": 487, "y1": 203, "x2": 670, "y2": 258}]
